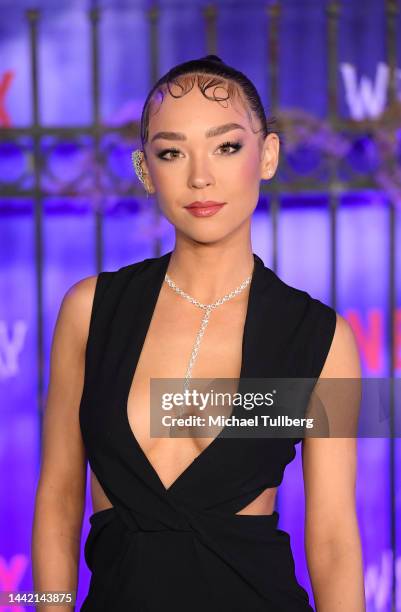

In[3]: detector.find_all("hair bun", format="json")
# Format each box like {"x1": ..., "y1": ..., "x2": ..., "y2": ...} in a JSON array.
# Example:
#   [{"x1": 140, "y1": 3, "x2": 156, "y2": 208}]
[{"x1": 202, "y1": 54, "x2": 224, "y2": 64}]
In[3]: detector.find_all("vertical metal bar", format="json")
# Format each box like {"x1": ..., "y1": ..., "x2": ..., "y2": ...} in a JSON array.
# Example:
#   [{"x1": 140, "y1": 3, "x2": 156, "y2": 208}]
[
  {"x1": 26, "y1": 9, "x2": 45, "y2": 454},
  {"x1": 266, "y1": 1, "x2": 282, "y2": 517},
  {"x1": 269, "y1": 196, "x2": 279, "y2": 274},
  {"x1": 203, "y1": 4, "x2": 218, "y2": 56},
  {"x1": 149, "y1": 6, "x2": 160, "y2": 86},
  {"x1": 267, "y1": 2, "x2": 280, "y2": 118},
  {"x1": 326, "y1": 2, "x2": 340, "y2": 312},
  {"x1": 328, "y1": 194, "x2": 338, "y2": 311},
  {"x1": 388, "y1": 200, "x2": 396, "y2": 612},
  {"x1": 386, "y1": 0, "x2": 398, "y2": 107},
  {"x1": 89, "y1": 7, "x2": 103, "y2": 273},
  {"x1": 267, "y1": 2, "x2": 281, "y2": 275},
  {"x1": 148, "y1": 5, "x2": 162, "y2": 258},
  {"x1": 385, "y1": 2, "x2": 398, "y2": 607}
]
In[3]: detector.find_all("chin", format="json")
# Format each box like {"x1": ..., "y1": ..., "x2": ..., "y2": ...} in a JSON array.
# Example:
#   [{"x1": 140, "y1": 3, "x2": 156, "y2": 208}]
[{"x1": 179, "y1": 225, "x2": 236, "y2": 245}]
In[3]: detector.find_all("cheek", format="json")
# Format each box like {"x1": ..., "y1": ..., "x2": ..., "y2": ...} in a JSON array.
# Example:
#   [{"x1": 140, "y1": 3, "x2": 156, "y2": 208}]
[
  {"x1": 158, "y1": 166, "x2": 186, "y2": 197},
  {"x1": 235, "y1": 151, "x2": 261, "y2": 186},
  {"x1": 232, "y1": 153, "x2": 261, "y2": 216},
  {"x1": 149, "y1": 162, "x2": 171, "y2": 189},
  {"x1": 229, "y1": 166, "x2": 260, "y2": 213}
]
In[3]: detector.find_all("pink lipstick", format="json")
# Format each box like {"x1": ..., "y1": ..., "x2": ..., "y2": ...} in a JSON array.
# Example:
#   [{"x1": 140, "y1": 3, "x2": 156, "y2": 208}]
[{"x1": 184, "y1": 201, "x2": 226, "y2": 218}]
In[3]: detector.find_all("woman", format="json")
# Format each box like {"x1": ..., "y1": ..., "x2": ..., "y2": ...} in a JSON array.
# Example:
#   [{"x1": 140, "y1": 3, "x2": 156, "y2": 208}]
[{"x1": 32, "y1": 55, "x2": 365, "y2": 611}]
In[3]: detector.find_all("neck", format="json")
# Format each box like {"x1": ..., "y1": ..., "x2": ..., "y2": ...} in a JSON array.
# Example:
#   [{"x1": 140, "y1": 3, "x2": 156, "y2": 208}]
[{"x1": 165, "y1": 241, "x2": 255, "y2": 304}]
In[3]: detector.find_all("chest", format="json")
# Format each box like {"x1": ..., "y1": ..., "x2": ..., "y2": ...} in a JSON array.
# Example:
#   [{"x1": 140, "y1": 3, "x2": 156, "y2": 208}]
[{"x1": 126, "y1": 287, "x2": 249, "y2": 462}]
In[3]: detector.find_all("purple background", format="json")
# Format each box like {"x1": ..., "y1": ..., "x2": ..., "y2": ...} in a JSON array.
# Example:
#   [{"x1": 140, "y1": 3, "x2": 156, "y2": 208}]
[{"x1": 0, "y1": 1, "x2": 400, "y2": 610}]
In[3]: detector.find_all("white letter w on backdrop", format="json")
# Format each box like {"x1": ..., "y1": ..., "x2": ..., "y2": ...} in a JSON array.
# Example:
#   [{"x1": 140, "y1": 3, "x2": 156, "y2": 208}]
[{"x1": 340, "y1": 61, "x2": 396, "y2": 119}]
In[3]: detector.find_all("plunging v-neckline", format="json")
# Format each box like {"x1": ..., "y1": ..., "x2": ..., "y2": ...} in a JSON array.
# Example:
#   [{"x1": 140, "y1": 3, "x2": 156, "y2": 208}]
[{"x1": 123, "y1": 251, "x2": 261, "y2": 495}]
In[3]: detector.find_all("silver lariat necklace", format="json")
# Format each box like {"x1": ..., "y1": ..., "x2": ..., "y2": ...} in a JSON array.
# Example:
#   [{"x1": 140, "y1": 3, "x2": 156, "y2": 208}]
[{"x1": 164, "y1": 266, "x2": 253, "y2": 417}]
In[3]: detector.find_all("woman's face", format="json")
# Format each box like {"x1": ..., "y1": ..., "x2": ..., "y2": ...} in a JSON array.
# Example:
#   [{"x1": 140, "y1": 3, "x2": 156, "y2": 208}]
[{"x1": 142, "y1": 80, "x2": 279, "y2": 244}]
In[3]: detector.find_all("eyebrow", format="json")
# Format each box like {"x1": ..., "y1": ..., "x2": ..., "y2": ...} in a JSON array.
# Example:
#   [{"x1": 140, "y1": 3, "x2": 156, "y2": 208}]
[{"x1": 150, "y1": 122, "x2": 246, "y2": 143}]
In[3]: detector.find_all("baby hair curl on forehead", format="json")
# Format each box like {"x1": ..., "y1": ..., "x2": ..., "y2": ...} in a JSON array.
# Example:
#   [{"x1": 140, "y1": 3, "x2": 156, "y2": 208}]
[{"x1": 139, "y1": 54, "x2": 280, "y2": 158}]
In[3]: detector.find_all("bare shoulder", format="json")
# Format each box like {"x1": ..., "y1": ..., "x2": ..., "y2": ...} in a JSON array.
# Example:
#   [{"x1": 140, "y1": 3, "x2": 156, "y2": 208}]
[
  {"x1": 45, "y1": 272, "x2": 100, "y2": 425},
  {"x1": 57, "y1": 275, "x2": 99, "y2": 345},
  {"x1": 34, "y1": 274, "x2": 100, "y2": 509},
  {"x1": 302, "y1": 311, "x2": 362, "y2": 546},
  {"x1": 320, "y1": 311, "x2": 362, "y2": 379},
  {"x1": 64, "y1": 274, "x2": 98, "y2": 302}
]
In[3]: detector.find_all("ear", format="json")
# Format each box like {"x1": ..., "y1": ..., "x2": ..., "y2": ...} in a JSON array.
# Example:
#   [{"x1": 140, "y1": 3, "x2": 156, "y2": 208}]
[{"x1": 260, "y1": 132, "x2": 280, "y2": 180}]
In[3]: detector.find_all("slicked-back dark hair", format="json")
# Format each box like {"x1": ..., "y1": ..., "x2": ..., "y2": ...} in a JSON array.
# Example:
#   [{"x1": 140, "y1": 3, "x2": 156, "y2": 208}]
[{"x1": 140, "y1": 54, "x2": 277, "y2": 157}]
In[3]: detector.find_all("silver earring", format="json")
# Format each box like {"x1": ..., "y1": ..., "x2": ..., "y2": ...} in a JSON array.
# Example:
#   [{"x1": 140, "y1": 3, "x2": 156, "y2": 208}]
[{"x1": 132, "y1": 149, "x2": 147, "y2": 186}]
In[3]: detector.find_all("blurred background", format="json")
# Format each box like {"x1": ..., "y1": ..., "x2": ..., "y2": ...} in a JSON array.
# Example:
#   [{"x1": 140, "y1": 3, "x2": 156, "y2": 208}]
[{"x1": 0, "y1": 0, "x2": 400, "y2": 610}]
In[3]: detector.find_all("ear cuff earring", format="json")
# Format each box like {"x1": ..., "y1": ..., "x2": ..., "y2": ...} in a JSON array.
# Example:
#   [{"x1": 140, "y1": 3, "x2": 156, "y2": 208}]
[{"x1": 131, "y1": 149, "x2": 149, "y2": 196}]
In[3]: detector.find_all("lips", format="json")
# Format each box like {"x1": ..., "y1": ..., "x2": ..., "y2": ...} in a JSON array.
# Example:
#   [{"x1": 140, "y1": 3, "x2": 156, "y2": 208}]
[
  {"x1": 185, "y1": 201, "x2": 225, "y2": 209},
  {"x1": 184, "y1": 201, "x2": 226, "y2": 218}
]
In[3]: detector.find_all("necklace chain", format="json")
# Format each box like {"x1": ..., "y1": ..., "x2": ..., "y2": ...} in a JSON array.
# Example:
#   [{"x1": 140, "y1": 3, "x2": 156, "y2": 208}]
[
  {"x1": 164, "y1": 267, "x2": 253, "y2": 415},
  {"x1": 164, "y1": 274, "x2": 253, "y2": 311}
]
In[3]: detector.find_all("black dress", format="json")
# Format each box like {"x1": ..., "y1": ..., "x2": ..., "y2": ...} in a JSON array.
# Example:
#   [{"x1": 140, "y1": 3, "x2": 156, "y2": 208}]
[{"x1": 79, "y1": 250, "x2": 336, "y2": 611}]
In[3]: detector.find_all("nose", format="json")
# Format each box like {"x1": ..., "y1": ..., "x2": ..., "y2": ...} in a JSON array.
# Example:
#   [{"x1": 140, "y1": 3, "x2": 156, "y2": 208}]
[{"x1": 187, "y1": 158, "x2": 215, "y2": 189}]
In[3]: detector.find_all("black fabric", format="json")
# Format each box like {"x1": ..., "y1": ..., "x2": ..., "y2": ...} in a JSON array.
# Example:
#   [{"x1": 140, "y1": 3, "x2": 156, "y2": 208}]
[{"x1": 79, "y1": 250, "x2": 337, "y2": 611}]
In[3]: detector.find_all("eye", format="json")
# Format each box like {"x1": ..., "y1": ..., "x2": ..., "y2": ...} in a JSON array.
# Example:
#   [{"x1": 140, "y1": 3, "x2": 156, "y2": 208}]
[
  {"x1": 156, "y1": 140, "x2": 243, "y2": 162},
  {"x1": 157, "y1": 147, "x2": 181, "y2": 162},
  {"x1": 217, "y1": 140, "x2": 243, "y2": 155}
]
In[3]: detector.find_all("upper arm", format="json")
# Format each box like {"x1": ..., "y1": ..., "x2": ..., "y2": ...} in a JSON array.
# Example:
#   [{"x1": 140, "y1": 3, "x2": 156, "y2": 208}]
[
  {"x1": 302, "y1": 313, "x2": 362, "y2": 549},
  {"x1": 35, "y1": 274, "x2": 98, "y2": 512}
]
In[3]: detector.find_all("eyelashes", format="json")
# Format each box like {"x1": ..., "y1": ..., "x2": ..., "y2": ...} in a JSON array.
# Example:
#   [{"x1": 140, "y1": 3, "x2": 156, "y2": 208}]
[
  {"x1": 156, "y1": 140, "x2": 243, "y2": 162},
  {"x1": 219, "y1": 140, "x2": 243, "y2": 154},
  {"x1": 156, "y1": 147, "x2": 180, "y2": 161}
]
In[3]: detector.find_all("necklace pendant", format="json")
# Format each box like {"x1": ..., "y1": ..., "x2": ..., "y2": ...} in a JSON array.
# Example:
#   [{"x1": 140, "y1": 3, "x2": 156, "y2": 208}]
[{"x1": 164, "y1": 268, "x2": 253, "y2": 424}]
